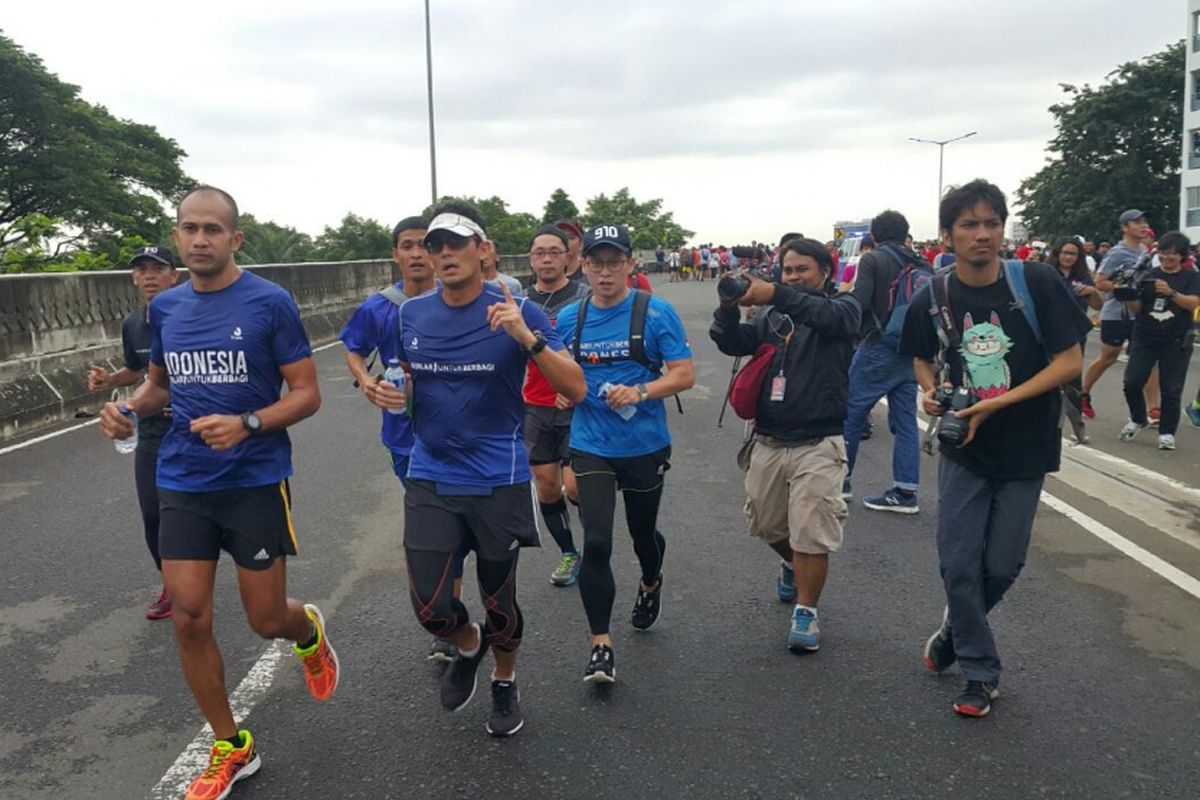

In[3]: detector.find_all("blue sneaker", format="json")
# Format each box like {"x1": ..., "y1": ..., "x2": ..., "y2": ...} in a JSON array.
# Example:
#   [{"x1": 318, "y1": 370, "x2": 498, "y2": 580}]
[
  {"x1": 1187, "y1": 400, "x2": 1200, "y2": 429},
  {"x1": 863, "y1": 487, "x2": 918, "y2": 514},
  {"x1": 777, "y1": 561, "x2": 796, "y2": 603},
  {"x1": 787, "y1": 606, "x2": 820, "y2": 652}
]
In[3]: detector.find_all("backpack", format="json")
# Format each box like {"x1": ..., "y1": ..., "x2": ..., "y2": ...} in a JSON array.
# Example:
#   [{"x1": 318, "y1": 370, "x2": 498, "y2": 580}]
[
  {"x1": 870, "y1": 245, "x2": 934, "y2": 351},
  {"x1": 571, "y1": 290, "x2": 683, "y2": 413}
]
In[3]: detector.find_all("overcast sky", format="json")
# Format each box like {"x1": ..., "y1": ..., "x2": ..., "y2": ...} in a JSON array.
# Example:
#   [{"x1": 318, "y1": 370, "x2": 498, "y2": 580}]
[{"x1": 2, "y1": 0, "x2": 1186, "y2": 245}]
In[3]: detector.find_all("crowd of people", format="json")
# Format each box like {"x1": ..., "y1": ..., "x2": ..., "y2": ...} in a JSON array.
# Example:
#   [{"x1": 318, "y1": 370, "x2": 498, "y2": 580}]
[{"x1": 88, "y1": 181, "x2": 1198, "y2": 799}]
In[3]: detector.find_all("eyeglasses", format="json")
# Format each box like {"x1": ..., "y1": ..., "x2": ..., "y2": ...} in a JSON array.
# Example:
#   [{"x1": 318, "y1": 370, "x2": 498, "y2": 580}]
[
  {"x1": 585, "y1": 258, "x2": 628, "y2": 273},
  {"x1": 423, "y1": 232, "x2": 477, "y2": 254},
  {"x1": 531, "y1": 248, "x2": 566, "y2": 258}
]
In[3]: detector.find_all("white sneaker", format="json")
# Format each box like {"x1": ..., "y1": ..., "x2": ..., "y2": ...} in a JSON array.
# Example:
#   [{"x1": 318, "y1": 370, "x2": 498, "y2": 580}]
[
  {"x1": 1158, "y1": 434, "x2": 1176, "y2": 450},
  {"x1": 1119, "y1": 420, "x2": 1147, "y2": 442}
]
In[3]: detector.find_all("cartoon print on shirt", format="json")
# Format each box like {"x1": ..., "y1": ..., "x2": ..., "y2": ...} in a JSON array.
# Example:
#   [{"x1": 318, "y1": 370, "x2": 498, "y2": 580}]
[{"x1": 959, "y1": 311, "x2": 1012, "y2": 400}]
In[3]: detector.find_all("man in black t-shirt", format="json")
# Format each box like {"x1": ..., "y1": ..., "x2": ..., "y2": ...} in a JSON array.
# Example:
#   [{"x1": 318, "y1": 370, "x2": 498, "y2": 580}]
[
  {"x1": 87, "y1": 246, "x2": 178, "y2": 619},
  {"x1": 900, "y1": 180, "x2": 1091, "y2": 719},
  {"x1": 1118, "y1": 231, "x2": 1200, "y2": 450}
]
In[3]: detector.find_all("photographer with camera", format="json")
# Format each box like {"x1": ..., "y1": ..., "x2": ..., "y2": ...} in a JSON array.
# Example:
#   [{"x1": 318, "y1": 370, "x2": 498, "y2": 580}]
[
  {"x1": 1117, "y1": 231, "x2": 1200, "y2": 450},
  {"x1": 710, "y1": 238, "x2": 860, "y2": 653},
  {"x1": 900, "y1": 180, "x2": 1091, "y2": 718}
]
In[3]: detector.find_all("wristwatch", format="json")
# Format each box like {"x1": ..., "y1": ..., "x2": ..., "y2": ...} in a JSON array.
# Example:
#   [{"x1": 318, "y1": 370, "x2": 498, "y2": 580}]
[
  {"x1": 525, "y1": 332, "x2": 549, "y2": 356},
  {"x1": 636, "y1": 383, "x2": 650, "y2": 403},
  {"x1": 241, "y1": 412, "x2": 262, "y2": 435}
]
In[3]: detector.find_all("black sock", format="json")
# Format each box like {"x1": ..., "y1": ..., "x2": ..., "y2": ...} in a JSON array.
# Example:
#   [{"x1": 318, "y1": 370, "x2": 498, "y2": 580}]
[
  {"x1": 297, "y1": 623, "x2": 319, "y2": 650},
  {"x1": 540, "y1": 498, "x2": 576, "y2": 554},
  {"x1": 221, "y1": 732, "x2": 244, "y2": 748}
]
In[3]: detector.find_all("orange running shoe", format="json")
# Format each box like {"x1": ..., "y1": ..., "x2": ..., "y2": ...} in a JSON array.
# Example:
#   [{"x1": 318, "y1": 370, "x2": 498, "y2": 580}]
[
  {"x1": 185, "y1": 729, "x2": 261, "y2": 800},
  {"x1": 295, "y1": 603, "x2": 339, "y2": 702}
]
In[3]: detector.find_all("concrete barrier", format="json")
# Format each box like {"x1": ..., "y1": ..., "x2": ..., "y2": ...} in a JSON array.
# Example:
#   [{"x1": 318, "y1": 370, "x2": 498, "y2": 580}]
[{"x1": 0, "y1": 256, "x2": 532, "y2": 442}]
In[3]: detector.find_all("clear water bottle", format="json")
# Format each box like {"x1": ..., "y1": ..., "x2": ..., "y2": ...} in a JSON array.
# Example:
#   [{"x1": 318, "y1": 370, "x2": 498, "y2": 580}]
[
  {"x1": 115, "y1": 404, "x2": 138, "y2": 453},
  {"x1": 599, "y1": 381, "x2": 637, "y2": 421},
  {"x1": 382, "y1": 358, "x2": 407, "y2": 416}
]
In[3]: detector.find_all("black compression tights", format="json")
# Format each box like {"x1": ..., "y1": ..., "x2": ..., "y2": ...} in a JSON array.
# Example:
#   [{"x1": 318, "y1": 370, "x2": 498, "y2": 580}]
[
  {"x1": 575, "y1": 473, "x2": 666, "y2": 636},
  {"x1": 405, "y1": 549, "x2": 524, "y2": 650}
]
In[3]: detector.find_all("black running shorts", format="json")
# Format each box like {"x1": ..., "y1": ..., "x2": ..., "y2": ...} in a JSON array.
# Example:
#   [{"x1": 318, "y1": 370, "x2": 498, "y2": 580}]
[
  {"x1": 524, "y1": 404, "x2": 573, "y2": 466},
  {"x1": 569, "y1": 447, "x2": 671, "y2": 492},
  {"x1": 158, "y1": 481, "x2": 299, "y2": 570},
  {"x1": 1099, "y1": 319, "x2": 1133, "y2": 348},
  {"x1": 403, "y1": 479, "x2": 539, "y2": 561}
]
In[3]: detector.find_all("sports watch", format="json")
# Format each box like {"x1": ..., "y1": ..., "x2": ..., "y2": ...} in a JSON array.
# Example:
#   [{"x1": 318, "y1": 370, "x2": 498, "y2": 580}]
[
  {"x1": 241, "y1": 412, "x2": 263, "y2": 435},
  {"x1": 525, "y1": 332, "x2": 549, "y2": 356},
  {"x1": 636, "y1": 384, "x2": 650, "y2": 403}
]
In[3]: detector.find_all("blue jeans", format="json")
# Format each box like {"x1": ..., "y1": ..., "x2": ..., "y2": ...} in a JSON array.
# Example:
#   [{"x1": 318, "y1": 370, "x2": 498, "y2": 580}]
[{"x1": 843, "y1": 343, "x2": 920, "y2": 492}]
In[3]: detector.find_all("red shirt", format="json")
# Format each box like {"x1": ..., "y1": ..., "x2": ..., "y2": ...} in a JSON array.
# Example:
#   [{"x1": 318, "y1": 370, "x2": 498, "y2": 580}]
[
  {"x1": 627, "y1": 273, "x2": 652, "y2": 293},
  {"x1": 1016, "y1": 245, "x2": 1032, "y2": 261}
]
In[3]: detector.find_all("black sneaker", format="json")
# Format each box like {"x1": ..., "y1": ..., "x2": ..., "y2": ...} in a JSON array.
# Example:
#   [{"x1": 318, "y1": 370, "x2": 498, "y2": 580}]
[
  {"x1": 486, "y1": 679, "x2": 524, "y2": 737},
  {"x1": 922, "y1": 609, "x2": 955, "y2": 673},
  {"x1": 583, "y1": 644, "x2": 616, "y2": 684},
  {"x1": 631, "y1": 575, "x2": 663, "y2": 631},
  {"x1": 439, "y1": 623, "x2": 489, "y2": 711},
  {"x1": 953, "y1": 680, "x2": 999, "y2": 718}
]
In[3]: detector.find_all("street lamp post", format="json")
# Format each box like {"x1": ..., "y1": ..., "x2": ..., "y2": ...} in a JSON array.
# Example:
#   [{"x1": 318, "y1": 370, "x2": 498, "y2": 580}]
[
  {"x1": 424, "y1": 0, "x2": 438, "y2": 206},
  {"x1": 908, "y1": 131, "x2": 977, "y2": 226}
]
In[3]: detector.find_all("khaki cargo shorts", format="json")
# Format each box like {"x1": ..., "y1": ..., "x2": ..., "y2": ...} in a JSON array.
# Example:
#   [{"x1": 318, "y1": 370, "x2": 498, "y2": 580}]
[{"x1": 744, "y1": 435, "x2": 849, "y2": 555}]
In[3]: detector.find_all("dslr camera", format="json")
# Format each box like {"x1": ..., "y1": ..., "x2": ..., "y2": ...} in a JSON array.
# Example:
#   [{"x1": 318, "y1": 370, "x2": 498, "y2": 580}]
[
  {"x1": 1110, "y1": 252, "x2": 1156, "y2": 303},
  {"x1": 718, "y1": 263, "x2": 774, "y2": 302},
  {"x1": 934, "y1": 385, "x2": 974, "y2": 447}
]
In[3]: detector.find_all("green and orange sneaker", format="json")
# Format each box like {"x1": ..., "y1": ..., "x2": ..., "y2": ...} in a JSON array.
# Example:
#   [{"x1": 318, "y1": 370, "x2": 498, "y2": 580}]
[
  {"x1": 185, "y1": 729, "x2": 261, "y2": 800},
  {"x1": 295, "y1": 603, "x2": 339, "y2": 702}
]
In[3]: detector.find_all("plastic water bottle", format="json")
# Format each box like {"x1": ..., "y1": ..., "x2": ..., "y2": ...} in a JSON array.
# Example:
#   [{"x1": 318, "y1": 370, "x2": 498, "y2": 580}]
[
  {"x1": 382, "y1": 358, "x2": 407, "y2": 416},
  {"x1": 115, "y1": 404, "x2": 138, "y2": 454},
  {"x1": 599, "y1": 382, "x2": 637, "y2": 421}
]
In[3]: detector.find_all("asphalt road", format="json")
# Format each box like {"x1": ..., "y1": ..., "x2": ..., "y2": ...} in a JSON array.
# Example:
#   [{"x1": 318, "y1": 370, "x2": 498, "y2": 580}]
[{"x1": 1, "y1": 276, "x2": 1199, "y2": 800}]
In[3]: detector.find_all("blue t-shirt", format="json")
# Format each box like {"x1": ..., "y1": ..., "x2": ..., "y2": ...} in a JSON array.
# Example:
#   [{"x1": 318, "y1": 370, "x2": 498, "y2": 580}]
[
  {"x1": 398, "y1": 285, "x2": 561, "y2": 488},
  {"x1": 150, "y1": 271, "x2": 312, "y2": 492},
  {"x1": 339, "y1": 282, "x2": 425, "y2": 458},
  {"x1": 556, "y1": 292, "x2": 692, "y2": 458}
]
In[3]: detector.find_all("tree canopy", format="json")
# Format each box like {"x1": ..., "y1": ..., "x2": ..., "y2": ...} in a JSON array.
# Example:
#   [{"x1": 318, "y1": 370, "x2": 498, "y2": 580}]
[
  {"x1": 0, "y1": 33, "x2": 190, "y2": 264},
  {"x1": 1017, "y1": 41, "x2": 1184, "y2": 242},
  {"x1": 582, "y1": 187, "x2": 693, "y2": 249},
  {"x1": 542, "y1": 188, "x2": 580, "y2": 224}
]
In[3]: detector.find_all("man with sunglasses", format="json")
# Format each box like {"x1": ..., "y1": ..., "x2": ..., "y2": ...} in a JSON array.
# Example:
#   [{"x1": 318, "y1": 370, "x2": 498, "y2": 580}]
[
  {"x1": 525, "y1": 225, "x2": 592, "y2": 587},
  {"x1": 556, "y1": 223, "x2": 694, "y2": 685},
  {"x1": 390, "y1": 202, "x2": 586, "y2": 736}
]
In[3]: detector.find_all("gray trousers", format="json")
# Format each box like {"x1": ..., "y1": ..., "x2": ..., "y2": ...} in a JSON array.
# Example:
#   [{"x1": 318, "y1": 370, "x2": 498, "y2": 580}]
[{"x1": 936, "y1": 456, "x2": 1045, "y2": 684}]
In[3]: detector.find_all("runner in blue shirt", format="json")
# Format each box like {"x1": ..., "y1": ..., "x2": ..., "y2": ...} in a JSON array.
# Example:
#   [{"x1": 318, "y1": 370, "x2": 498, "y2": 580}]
[
  {"x1": 99, "y1": 186, "x2": 339, "y2": 800},
  {"x1": 555, "y1": 223, "x2": 695, "y2": 684},
  {"x1": 392, "y1": 202, "x2": 586, "y2": 737}
]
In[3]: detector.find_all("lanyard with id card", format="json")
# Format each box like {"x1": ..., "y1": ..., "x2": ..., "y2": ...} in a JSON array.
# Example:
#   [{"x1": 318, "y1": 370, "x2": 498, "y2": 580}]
[{"x1": 769, "y1": 317, "x2": 794, "y2": 403}]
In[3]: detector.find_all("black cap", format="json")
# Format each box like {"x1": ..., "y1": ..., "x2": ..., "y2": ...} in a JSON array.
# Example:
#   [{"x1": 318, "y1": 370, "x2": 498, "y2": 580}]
[
  {"x1": 128, "y1": 246, "x2": 176, "y2": 268},
  {"x1": 582, "y1": 223, "x2": 632, "y2": 256}
]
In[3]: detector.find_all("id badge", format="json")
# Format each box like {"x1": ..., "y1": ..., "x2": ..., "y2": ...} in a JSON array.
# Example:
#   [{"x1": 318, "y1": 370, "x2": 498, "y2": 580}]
[
  {"x1": 770, "y1": 374, "x2": 786, "y2": 402},
  {"x1": 1153, "y1": 297, "x2": 1167, "y2": 312}
]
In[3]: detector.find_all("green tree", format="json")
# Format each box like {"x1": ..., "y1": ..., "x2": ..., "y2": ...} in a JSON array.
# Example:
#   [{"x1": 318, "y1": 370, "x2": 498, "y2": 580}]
[
  {"x1": 542, "y1": 188, "x2": 580, "y2": 223},
  {"x1": 313, "y1": 213, "x2": 392, "y2": 261},
  {"x1": 0, "y1": 34, "x2": 190, "y2": 253},
  {"x1": 1017, "y1": 41, "x2": 1184, "y2": 242},
  {"x1": 239, "y1": 214, "x2": 316, "y2": 264},
  {"x1": 583, "y1": 188, "x2": 693, "y2": 249}
]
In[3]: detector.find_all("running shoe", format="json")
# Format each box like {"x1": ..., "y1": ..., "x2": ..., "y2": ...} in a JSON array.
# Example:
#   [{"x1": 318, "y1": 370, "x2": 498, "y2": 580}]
[
  {"x1": 863, "y1": 488, "x2": 918, "y2": 514},
  {"x1": 841, "y1": 478, "x2": 852, "y2": 501},
  {"x1": 583, "y1": 644, "x2": 616, "y2": 684},
  {"x1": 1117, "y1": 352, "x2": 1129, "y2": 363},
  {"x1": 294, "y1": 604, "x2": 339, "y2": 702},
  {"x1": 486, "y1": 678, "x2": 524, "y2": 737},
  {"x1": 428, "y1": 637, "x2": 456, "y2": 663},
  {"x1": 922, "y1": 607, "x2": 955, "y2": 673},
  {"x1": 953, "y1": 680, "x2": 999, "y2": 718},
  {"x1": 1158, "y1": 434, "x2": 1176, "y2": 451},
  {"x1": 1080, "y1": 392, "x2": 1095, "y2": 419},
  {"x1": 185, "y1": 730, "x2": 261, "y2": 800},
  {"x1": 787, "y1": 606, "x2": 820, "y2": 652},
  {"x1": 440, "y1": 623, "x2": 489, "y2": 711},
  {"x1": 631, "y1": 575, "x2": 663, "y2": 631},
  {"x1": 1119, "y1": 420, "x2": 1148, "y2": 442},
  {"x1": 549, "y1": 552, "x2": 582, "y2": 587},
  {"x1": 1187, "y1": 400, "x2": 1200, "y2": 429},
  {"x1": 1148, "y1": 407, "x2": 1161, "y2": 427},
  {"x1": 777, "y1": 560, "x2": 797, "y2": 603},
  {"x1": 147, "y1": 590, "x2": 172, "y2": 620}
]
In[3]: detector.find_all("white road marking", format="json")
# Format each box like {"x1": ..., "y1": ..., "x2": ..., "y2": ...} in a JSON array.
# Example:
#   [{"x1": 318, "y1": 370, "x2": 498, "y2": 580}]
[
  {"x1": 149, "y1": 642, "x2": 286, "y2": 799},
  {"x1": 1, "y1": 342, "x2": 344, "y2": 458}
]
